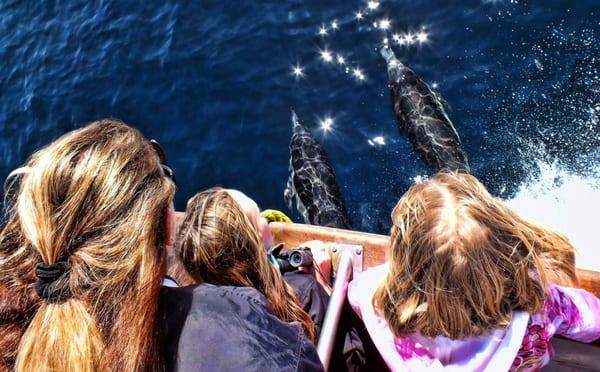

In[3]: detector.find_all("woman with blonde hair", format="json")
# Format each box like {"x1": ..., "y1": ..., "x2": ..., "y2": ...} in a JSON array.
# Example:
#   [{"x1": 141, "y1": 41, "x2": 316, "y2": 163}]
[
  {"x1": 0, "y1": 121, "x2": 323, "y2": 372},
  {"x1": 165, "y1": 187, "x2": 322, "y2": 371},
  {"x1": 0, "y1": 120, "x2": 177, "y2": 371},
  {"x1": 347, "y1": 171, "x2": 600, "y2": 371}
]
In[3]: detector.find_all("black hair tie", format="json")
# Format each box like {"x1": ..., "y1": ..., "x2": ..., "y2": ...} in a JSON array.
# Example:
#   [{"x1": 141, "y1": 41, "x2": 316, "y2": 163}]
[{"x1": 35, "y1": 256, "x2": 72, "y2": 303}]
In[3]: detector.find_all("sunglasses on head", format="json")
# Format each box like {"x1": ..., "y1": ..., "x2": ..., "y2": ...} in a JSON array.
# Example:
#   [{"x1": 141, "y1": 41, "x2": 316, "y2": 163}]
[{"x1": 149, "y1": 139, "x2": 176, "y2": 185}]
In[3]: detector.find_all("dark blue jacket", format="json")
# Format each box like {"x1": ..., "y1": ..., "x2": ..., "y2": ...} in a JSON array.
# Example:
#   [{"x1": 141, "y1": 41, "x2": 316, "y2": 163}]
[{"x1": 158, "y1": 284, "x2": 324, "y2": 372}]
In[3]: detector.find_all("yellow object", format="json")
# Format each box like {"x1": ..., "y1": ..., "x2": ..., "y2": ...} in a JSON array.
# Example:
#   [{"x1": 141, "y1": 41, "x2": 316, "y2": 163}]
[{"x1": 261, "y1": 209, "x2": 292, "y2": 223}]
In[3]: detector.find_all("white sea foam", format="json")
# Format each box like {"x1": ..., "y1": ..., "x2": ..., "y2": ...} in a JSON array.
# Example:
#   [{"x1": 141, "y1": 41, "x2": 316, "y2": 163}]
[{"x1": 507, "y1": 159, "x2": 600, "y2": 271}]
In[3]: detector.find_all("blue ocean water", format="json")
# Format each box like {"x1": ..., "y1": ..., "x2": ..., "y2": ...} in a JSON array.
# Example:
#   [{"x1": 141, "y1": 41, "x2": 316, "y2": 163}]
[{"x1": 1, "y1": 0, "x2": 598, "y2": 233}]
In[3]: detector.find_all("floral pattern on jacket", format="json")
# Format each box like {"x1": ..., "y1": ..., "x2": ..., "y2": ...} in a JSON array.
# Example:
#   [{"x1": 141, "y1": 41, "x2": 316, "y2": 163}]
[{"x1": 348, "y1": 264, "x2": 600, "y2": 372}]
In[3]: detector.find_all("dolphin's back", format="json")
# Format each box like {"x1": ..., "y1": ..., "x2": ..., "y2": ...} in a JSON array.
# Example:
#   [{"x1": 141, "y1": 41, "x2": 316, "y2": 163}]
[
  {"x1": 383, "y1": 46, "x2": 469, "y2": 172},
  {"x1": 286, "y1": 115, "x2": 351, "y2": 229}
]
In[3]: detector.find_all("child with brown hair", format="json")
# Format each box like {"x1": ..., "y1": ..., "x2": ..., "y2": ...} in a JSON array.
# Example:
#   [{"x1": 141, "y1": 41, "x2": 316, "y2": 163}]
[
  {"x1": 167, "y1": 188, "x2": 323, "y2": 371},
  {"x1": 175, "y1": 188, "x2": 316, "y2": 340},
  {"x1": 348, "y1": 171, "x2": 600, "y2": 370}
]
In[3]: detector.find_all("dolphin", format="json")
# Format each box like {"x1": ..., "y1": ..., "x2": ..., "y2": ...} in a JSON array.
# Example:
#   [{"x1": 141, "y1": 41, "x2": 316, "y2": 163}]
[
  {"x1": 381, "y1": 45, "x2": 469, "y2": 172},
  {"x1": 284, "y1": 111, "x2": 352, "y2": 229}
]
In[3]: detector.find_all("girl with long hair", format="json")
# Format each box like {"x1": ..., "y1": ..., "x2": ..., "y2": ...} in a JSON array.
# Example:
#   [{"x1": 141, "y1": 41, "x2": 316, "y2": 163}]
[
  {"x1": 0, "y1": 120, "x2": 177, "y2": 371},
  {"x1": 176, "y1": 188, "x2": 316, "y2": 341},
  {"x1": 0, "y1": 122, "x2": 321, "y2": 372},
  {"x1": 348, "y1": 171, "x2": 600, "y2": 370},
  {"x1": 161, "y1": 188, "x2": 322, "y2": 371}
]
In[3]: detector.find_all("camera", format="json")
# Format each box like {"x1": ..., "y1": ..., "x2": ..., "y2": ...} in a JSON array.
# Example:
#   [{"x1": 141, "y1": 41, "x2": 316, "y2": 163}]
[{"x1": 269, "y1": 244, "x2": 313, "y2": 273}]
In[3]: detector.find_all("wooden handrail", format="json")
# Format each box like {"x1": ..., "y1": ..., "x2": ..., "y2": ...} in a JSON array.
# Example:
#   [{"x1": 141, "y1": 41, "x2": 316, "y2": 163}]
[
  {"x1": 270, "y1": 222, "x2": 389, "y2": 268},
  {"x1": 577, "y1": 269, "x2": 600, "y2": 300},
  {"x1": 175, "y1": 214, "x2": 600, "y2": 297},
  {"x1": 269, "y1": 222, "x2": 600, "y2": 298}
]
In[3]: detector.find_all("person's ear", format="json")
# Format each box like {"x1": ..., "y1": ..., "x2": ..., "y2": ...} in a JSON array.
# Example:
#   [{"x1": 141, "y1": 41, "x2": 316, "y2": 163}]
[
  {"x1": 165, "y1": 202, "x2": 176, "y2": 253},
  {"x1": 258, "y1": 216, "x2": 273, "y2": 249}
]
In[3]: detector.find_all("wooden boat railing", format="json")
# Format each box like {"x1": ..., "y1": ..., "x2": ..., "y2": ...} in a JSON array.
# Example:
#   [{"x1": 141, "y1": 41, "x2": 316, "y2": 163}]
[{"x1": 269, "y1": 222, "x2": 600, "y2": 370}]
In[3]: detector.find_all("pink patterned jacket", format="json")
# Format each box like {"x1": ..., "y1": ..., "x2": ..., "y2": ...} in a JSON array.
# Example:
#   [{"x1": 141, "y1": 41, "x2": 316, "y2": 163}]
[{"x1": 348, "y1": 264, "x2": 600, "y2": 371}]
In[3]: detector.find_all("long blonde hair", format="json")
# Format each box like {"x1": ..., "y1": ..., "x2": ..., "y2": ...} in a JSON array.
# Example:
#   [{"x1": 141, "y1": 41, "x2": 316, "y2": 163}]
[
  {"x1": 0, "y1": 120, "x2": 176, "y2": 371},
  {"x1": 176, "y1": 188, "x2": 317, "y2": 341},
  {"x1": 373, "y1": 171, "x2": 577, "y2": 339}
]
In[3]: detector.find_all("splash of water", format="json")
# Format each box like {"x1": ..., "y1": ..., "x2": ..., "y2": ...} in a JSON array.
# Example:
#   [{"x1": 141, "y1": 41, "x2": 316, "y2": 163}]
[{"x1": 507, "y1": 159, "x2": 600, "y2": 271}]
